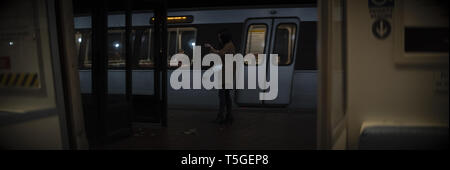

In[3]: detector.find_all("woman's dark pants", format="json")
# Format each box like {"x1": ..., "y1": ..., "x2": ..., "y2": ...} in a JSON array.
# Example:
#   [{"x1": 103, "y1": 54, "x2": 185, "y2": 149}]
[{"x1": 218, "y1": 89, "x2": 232, "y2": 122}]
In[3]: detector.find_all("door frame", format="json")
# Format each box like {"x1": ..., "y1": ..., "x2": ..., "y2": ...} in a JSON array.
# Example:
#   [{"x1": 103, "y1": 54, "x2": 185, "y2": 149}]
[
  {"x1": 88, "y1": 0, "x2": 168, "y2": 146},
  {"x1": 317, "y1": 0, "x2": 348, "y2": 150}
]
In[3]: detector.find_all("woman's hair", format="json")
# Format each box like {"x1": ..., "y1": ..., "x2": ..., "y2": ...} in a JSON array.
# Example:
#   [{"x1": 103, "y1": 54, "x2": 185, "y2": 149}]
[{"x1": 218, "y1": 29, "x2": 232, "y2": 47}]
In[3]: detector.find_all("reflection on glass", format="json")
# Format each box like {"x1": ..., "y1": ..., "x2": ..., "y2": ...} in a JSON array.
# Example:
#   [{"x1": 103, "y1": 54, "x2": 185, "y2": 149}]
[
  {"x1": 133, "y1": 29, "x2": 154, "y2": 68},
  {"x1": 75, "y1": 27, "x2": 198, "y2": 69},
  {"x1": 75, "y1": 30, "x2": 92, "y2": 69},
  {"x1": 108, "y1": 30, "x2": 125, "y2": 68}
]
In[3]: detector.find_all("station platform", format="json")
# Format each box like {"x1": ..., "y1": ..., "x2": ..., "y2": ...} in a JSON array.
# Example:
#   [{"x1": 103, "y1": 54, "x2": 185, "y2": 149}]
[{"x1": 103, "y1": 108, "x2": 316, "y2": 150}]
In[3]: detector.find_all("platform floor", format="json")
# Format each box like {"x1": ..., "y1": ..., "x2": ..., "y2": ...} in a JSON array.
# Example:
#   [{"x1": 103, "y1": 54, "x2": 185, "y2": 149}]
[{"x1": 104, "y1": 108, "x2": 317, "y2": 150}]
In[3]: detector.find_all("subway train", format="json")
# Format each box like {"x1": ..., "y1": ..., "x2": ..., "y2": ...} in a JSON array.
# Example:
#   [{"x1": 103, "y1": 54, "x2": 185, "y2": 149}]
[{"x1": 74, "y1": 7, "x2": 318, "y2": 110}]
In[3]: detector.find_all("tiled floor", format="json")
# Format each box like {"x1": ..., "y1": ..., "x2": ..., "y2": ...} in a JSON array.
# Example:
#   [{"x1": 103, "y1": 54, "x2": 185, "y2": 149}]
[{"x1": 104, "y1": 108, "x2": 316, "y2": 150}]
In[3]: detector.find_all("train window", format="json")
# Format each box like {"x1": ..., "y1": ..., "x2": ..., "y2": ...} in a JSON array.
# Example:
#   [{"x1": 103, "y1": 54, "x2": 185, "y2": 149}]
[
  {"x1": 272, "y1": 24, "x2": 296, "y2": 65},
  {"x1": 168, "y1": 30, "x2": 177, "y2": 58},
  {"x1": 245, "y1": 24, "x2": 267, "y2": 65},
  {"x1": 405, "y1": 27, "x2": 449, "y2": 53},
  {"x1": 108, "y1": 29, "x2": 125, "y2": 68},
  {"x1": 133, "y1": 29, "x2": 154, "y2": 68},
  {"x1": 76, "y1": 29, "x2": 152, "y2": 69},
  {"x1": 75, "y1": 32, "x2": 82, "y2": 55},
  {"x1": 75, "y1": 30, "x2": 92, "y2": 69},
  {"x1": 180, "y1": 30, "x2": 196, "y2": 58},
  {"x1": 167, "y1": 27, "x2": 197, "y2": 68}
]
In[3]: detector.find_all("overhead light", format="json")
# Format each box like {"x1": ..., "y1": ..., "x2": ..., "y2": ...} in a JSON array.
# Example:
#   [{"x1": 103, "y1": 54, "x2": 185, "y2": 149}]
[{"x1": 150, "y1": 16, "x2": 193, "y2": 24}]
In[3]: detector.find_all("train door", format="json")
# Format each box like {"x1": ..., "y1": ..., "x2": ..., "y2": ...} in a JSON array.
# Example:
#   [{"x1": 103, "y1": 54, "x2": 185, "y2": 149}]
[
  {"x1": 236, "y1": 17, "x2": 299, "y2": 106},
  {"x1": 264, "y1": 18, "x2": 299, "y2": 105},
  {"x1": 236, "y1": 18, "x2": 272, "y2": 106}
]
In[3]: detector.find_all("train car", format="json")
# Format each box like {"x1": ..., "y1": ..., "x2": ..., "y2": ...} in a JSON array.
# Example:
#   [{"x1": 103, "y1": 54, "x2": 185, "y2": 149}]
[{"x1": 74, "y1": 7, "x2": 318, "y2": 111}]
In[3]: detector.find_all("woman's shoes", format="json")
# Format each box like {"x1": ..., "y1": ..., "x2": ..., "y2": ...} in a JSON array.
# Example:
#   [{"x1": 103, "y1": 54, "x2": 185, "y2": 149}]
[
  {"x1": 212, "y1": 115, "x2": 225, "y2": 124},
  {"x1": 212, "y1": 114, "x2": 233, "y2": 125},
  {"x1": 224, "y1": 115, "x2": 234, "y2": 125}
]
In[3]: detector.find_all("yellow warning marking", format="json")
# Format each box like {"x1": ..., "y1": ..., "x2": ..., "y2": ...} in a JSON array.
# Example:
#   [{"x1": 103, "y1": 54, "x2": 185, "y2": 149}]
[
  {"x1": 7, "y1": 73, "x2": 16, "y2": 86},
  {"x1": 32, "y1": 78, "x2": 39, "y2": 88},
  {"x1": 0, "y1": 73, "x2": 8, "y2": 85},
  {"x1": 24, "y1": 73, "x2": 34, "y2": 87},
  {"x1": 0, "y1": 72, "x2": 39, "y2": 88},
  {"x1": 16, "y1": 73, "x2": 25, "y2": 86}
]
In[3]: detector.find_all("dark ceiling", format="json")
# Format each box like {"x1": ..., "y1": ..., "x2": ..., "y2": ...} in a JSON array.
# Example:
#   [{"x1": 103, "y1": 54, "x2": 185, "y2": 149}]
[{"x1": 73, "y1": 0, "x2": 317, "y2": 14}]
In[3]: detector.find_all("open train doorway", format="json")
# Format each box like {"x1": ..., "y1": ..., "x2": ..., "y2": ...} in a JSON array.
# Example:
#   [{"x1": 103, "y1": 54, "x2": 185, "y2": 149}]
[
  {"x1": 72, "y1": 0, "x2": 320, "y2": 149},
  {"x1": 73, "y1": 0, "x2": 168, "y2": 147}
]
